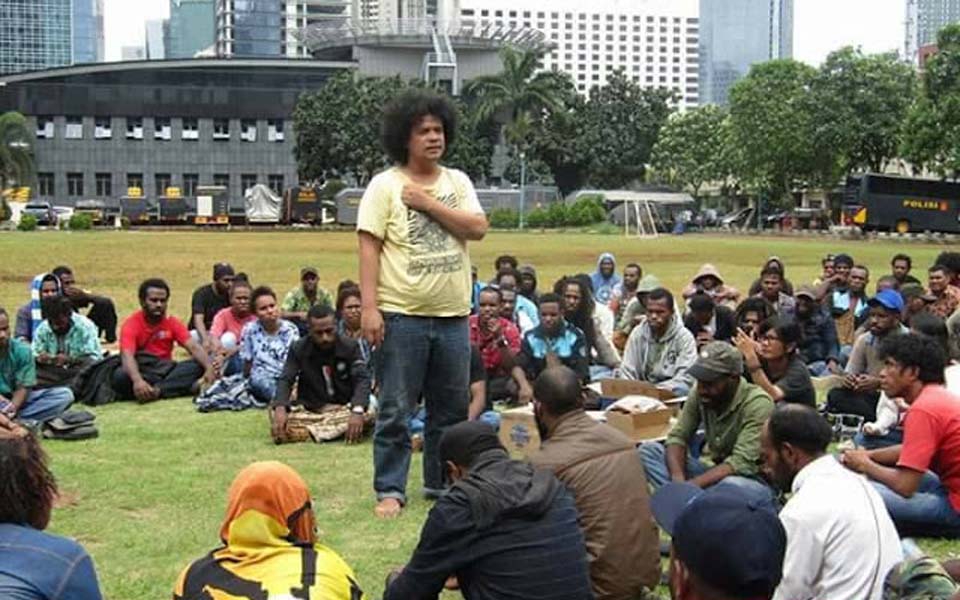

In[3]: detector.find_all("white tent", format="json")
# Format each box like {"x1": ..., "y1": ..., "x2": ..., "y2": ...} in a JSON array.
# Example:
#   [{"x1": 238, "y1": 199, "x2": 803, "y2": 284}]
[{"x1": 244, "y1": 184, "x2": 281, "y2": 224}]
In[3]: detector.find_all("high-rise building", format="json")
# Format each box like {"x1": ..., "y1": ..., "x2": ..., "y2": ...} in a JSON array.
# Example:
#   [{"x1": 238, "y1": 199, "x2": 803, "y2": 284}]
[
  {"x1": 145, "y1": 19, "x2": 167, "y2": 59},
  {"x1": 215, "y1": 0, "x2": 350, "y2": 58},
  {"x1": 0, "y1": 0, "x2": 104, "y2": 75},
  {"x1": 455, "y1": 0, "x2": 701, "y2": 109},
  {"x1": 906, "y1": 0, "x2": 960, "y2": 62},
  {"x1": 167, "y1": 0, "x2": 215, "y2": 59},
  {"x1": 698, "y1": 0, "x2": 793, "y2": 106},
  {"x1": 121, "y1": 46, "x2": 147, "y2": 61}
]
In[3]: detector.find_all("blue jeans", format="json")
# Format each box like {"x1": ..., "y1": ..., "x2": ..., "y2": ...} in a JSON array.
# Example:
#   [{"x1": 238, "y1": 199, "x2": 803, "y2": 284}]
[
  {"x1": 873, "y1": 472, "x2": 960, "y2": 538},
  {"x1": 854, "y1": 428, "x2": 903, "y2": 450},
  {"x1": 411, "y1": 409, "x2": 499, "y2": 435},
  {"x1": 638, "y1": 442, "x2": 777, "y2": 510},
  {"x1": 248, "y1": 374, "x2": 277, "y2": 404},
  {"x1": 19, "y1": 387, "x2": 73, "y2": 422},
  {"x1": 807, "y1": 360, "x2": 830, "y2": 377},
  {"x1": 374, "y1": 314, "x2": 470, "y2": 503}
]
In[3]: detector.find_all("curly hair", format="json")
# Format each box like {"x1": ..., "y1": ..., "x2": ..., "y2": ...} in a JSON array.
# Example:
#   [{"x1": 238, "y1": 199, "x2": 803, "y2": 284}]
[
  {"x1": 0, "y1": 431, "x2": 57, "y2": 529},
  {"x1": 380, "y1": 89, "x2": 457, "y2": 165},
  {"x1": 879, "y1": 332, "x2": 946, "y2": 385}
]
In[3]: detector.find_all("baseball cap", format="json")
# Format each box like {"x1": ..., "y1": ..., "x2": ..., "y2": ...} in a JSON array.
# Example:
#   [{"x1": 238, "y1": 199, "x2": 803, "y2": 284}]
[
  {"x1": 900, "y1": 284, "x2": 936, "y2": 303},
  {"x1": 213, "y1": 262, "x2": 235, "y2": 280},
  {"x1": 794, "y1": 285, "x2": 817, "y2": 300},
  {"x1": 651, "y1": 482, "x2": 786, "y2": 598},
  {"x1": 688, "y1": 341, "x2": 743, "y2": 383},
  {"x1": 868, "y1": 289, "x2": 905, "y2": 313},
  {"x1": 300, "y1": 266, "x2": 318, "y2": 279}
]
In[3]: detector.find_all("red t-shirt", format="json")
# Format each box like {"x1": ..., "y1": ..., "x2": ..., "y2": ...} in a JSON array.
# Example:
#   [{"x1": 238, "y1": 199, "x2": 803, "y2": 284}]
[
  {"x1": 209, "y1": 307, "x2": 256, "y2": 341},
  {"x1": 119, "y1": 311, "x2": 191, "y2": 360},
  {"x1": 469, "y1": 315, "x2": 521, "y2": 376},
  {"x1": 898, "y1": 384, "x2": 960, "y2": 510}
]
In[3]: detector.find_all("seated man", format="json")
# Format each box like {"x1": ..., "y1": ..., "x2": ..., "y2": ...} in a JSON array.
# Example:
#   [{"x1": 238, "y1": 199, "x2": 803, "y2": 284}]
[
  {"x1": 682, "y1": 263, "x2": 740, "y2": 310},
  {"x1": 824, "y1": 258, "x2": 869, "y2": 353},
  {"x1": 736, "y1": 316, "x2": 815, "y2": 407},
  {"x1": 609, "y1": 262, "x2": 642, "y2": 323},
  {"x1": 754, "y1": 266, "x2": 796, "y2": 318},
  {"x1": 621, "y1": 287, "x2": 697, "y2": 396},
  {"x1": 793, "y1": 286, "x2": 840, "y2": 376},
  {"x1": 239, "y1": 286, "x2": 299, "y2": 404},
  {"x1": 495, "y1": 267, "x2": 540, "y2": 333},
  {"x1": 470, "y1": 287, "x2": 523, "y2": 406},
  {"x1": 52, "y1": 265, "x2": 118, "y2": 343},
  {"x1": 270, "y1": 305, "x2": 370, "y2": 444},
  {"x1": 926, "y1": 263, "x2": 960, "y2": 320},
  {"x1": 188, "y1": 262, "x2": 234, "y2": 351},
  {"x1": 0, "y1": 416, "x2": 103, "y2": 599},
  {"x1": 499, "y1": 287, "x2": 535, "y2": 335},
  {"x1": 639, "y1": 341, "x2": 776, "y2": 505},
  {"x1": 112, "y1": 279, "x2": 216, "y2": 402},
  {"x1": 826, "y1": 289, "x2": 908, "y2": 422},
  {"x1": 209, "y1": 280, "x2": 256, "y2": 376},
  {"x1": 613, "y1": 274, "x2": 662, "y2": 350},
  {"x1": 514, "y1": 293, "x2": 589, "y2": 392},
  {"x1": 32, "y1": 296, "x2": 102, "y2": 387},
  {"x1": 891, "y1": 253, "x2": 922, "y2": 287},
  {"x1": 531, "y1": 366, "x2": 661, "y2": 599},
  {"x1": 0, "y1": 308, "x2": 73, "y2": 423},
  {"x1": 762, "y1": 404, "x2": 902, "y2": 600},
  {"x1": 683, "y1": 292, "x2": 736, "y2": 348},
  {"x1": 651, "y1": 481, "x2": 786, "y2": 600},
  {"x1": 590, "y1": 252, "x2": 621, "y2": 304},
  {"x1": 384, "y1": 421, "x2": 593, "y2": 600},
  {"x1": 174, "y1": 461, "x2": 364, "y2": 600},
  {"x1": 842, "y1": 332, "x2": 960, "y2": 538},
  {"x1": 281, "y1": 266, "x2": 333, "y2": 334},
  {"x1": 518, "y1": 264, "x2": 539, "y2": 304},
  {"x1": 14, "y1": 273, "x2": 62, "y2": 342}
]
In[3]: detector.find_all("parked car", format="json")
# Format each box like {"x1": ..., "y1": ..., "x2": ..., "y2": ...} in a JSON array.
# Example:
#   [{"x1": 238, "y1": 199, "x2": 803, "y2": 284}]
[
  {"x1": 22, "y1": 201, "x2": 57, "y2": 226},
  {"x1": 74, "y1": 199, "x2": 107, "y2": 225}
]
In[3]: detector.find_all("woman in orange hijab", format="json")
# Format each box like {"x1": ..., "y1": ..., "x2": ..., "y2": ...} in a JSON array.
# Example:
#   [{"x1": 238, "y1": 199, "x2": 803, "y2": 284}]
[{"x1": 173, "y1": 461, "x2": 365, "y2": 600}]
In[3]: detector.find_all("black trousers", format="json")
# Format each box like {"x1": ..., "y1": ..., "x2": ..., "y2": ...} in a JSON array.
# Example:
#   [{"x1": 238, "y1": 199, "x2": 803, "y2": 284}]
[
  {"x1": 72, "y1": 295, "x2": 118, "y2": 343},
  {"x1": 826, "y1": 387, "x2": 880, "y2": 422},
  {"x1": 111, "y1": 359, "x2": 204, "y2": 400}
]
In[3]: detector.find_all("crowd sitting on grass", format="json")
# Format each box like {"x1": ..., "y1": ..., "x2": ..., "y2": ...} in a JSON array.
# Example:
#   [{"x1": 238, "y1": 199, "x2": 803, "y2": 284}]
[{"x1": 10, "y1": 88, "x2": 960, "y2": 599}]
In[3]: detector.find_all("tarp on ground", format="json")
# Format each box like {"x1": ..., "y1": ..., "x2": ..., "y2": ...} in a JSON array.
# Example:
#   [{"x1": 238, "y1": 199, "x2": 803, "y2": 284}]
[{"x1": 245, "y1": 184, "x2": 281, "y2": 223}]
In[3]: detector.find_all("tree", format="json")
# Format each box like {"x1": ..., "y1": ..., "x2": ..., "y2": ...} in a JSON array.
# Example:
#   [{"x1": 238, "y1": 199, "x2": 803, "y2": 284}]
[
  {"x1": 809, "y1": 47, "x2": 915, "y2": 177},
  {"x1": 650, "y1": 105, "x2": 729, "y2": 199},
  {"x1": 443, "y1": 97, "x2": 496, "y2": 182},
  {"x1": 902, "y1": 24, "x2": 960, "y2": 180},
  {"x1": 728, "y1": 60, "x2": 818, "y2": 206},
  {"x1": 0, "y1": 111, "x2": 33, "y2": 191}
]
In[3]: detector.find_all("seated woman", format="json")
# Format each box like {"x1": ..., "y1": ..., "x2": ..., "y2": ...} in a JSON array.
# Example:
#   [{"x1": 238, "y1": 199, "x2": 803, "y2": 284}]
[
  {"x1": 735, "y1": 315, "x2": 815, "y2": 407},
  {"x1": 209, "y1": 280, "x2": 256, "y2": 376},
  {"x1": 239, "y1": 287, "x2": 299, "y2": 404},
  {"x1": 0, "y1": 414, "x2": 103, "y2": 599},
  {"x1": 173, "y1": 461, "x2": 365, "y2": 600}
]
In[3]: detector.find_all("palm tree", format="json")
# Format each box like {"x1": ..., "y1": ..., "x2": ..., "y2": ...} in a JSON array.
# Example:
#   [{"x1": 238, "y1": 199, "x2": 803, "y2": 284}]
[{"x1": 0, "y1": 111, "x2": 34, "y2": 191}]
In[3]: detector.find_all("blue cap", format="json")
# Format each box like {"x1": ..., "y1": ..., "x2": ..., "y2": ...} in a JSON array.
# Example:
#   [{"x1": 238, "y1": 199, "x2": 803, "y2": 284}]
[
  {"x1": 869, "y1": 289, "x2": 905, "y2": 313},
  {"x1": 651, "y1": 482, "x2": 786, "y2": 598}
]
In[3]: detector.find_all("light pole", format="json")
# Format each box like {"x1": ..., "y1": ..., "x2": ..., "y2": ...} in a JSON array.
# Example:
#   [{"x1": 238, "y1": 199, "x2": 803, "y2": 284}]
[{"x1": 519, "y1": 150, "x2": 526, "y2": 230}]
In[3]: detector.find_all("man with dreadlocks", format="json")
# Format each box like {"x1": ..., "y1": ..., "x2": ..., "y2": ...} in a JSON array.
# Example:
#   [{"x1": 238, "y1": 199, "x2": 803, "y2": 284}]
[{"x1": 0, "y1": 413, "x2": 103, "y2": 598}]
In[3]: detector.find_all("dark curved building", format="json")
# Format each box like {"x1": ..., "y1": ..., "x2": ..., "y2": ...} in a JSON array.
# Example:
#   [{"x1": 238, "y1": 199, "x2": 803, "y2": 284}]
[{"x1": 0, "y1": 58, "x2": 353, "y2": 208}]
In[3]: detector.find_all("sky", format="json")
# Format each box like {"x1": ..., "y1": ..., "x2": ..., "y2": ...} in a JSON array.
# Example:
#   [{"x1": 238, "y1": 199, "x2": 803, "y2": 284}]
[{"x1": 103, "y1": 0, "x2": 906, "y2": 64}]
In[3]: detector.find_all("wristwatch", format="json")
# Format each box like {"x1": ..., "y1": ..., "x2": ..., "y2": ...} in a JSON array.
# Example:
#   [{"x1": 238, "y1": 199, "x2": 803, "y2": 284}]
[
  {"x1": 351, "y1": 405, "x2": 365, "y2": 415},
  {"x1": 497, "y1": 337, "x2": 509, "y2": 348}
]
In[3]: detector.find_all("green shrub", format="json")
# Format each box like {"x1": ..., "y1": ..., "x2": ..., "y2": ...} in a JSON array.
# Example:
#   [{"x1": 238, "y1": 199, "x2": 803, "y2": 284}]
[
  {"x1": 489, "y1": 208, "x2": 519, "y2": 229},
  {"x1": 68, "y1": 213, "x2": 94, "y2": 230},
  {"x1": 17, "y1": 213, "x2": 37, "y2": 231},
  {"x1": 525, "y1": 207, "x2": 549, "y2": 228}
]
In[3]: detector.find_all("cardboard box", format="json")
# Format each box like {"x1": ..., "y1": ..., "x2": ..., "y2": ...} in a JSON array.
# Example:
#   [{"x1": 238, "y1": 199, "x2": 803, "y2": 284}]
[
  {"x1": 499, "y1": 405, "x2": 541, "y2": 459},
  {"x1": 605, "y1": 409, "x2": 674, "y2": 443},
  {"x1": 599, "y1": 378, "x2": 676, "y2": 401}
]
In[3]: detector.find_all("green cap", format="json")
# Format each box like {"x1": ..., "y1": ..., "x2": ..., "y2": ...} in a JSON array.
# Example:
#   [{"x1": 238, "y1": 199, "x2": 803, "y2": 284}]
[{"x1": 688, "y1": 341, "x2": 743, "y2": 382}]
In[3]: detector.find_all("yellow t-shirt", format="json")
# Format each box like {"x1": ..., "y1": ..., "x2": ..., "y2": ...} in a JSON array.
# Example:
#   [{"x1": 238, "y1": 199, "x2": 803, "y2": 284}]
[{"x1": 357, "y1": 166, "x2": 483, "y2": 317}]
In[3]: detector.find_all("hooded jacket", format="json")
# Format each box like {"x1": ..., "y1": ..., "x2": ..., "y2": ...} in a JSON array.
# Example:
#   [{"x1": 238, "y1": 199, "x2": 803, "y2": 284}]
[
  {"x1": 590, "y1": 253, "x2": 621, "y2": 304},
  {"x1": 621, "y1": 312, "x2": 697, "y2": 392},
  {"x1": 682, "y1": 264, "x2": 740, "y2": 309},
  {"x1": 384, "y1": 449, "x2": 594, "y2": 600},
  {"x1": 14, "y1": 273, "x2": 62, "y2": 342}
]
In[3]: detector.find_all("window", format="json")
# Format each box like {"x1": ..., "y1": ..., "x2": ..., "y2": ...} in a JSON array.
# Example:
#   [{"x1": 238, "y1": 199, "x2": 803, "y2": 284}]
[
  {"x1": 125, "y1": 118, "x2": 143, "y2": 140},
  {"x1": 155, "y1": 173, "x2": 172, "y2": 196},
  {"x1": 67, "y1": 173, "x2": 84, "y2": 197},
  {"x1": 213, "y1": 119, "x2": 230, "y2": 141},
  {"x1": 240, "y1": 120, "x2": 257, "y2": 142},
  {"x1": 65, "y1": 116, "x2": 83, "y2": 139},
  {"x1": 36, "y1": 117, "x2": 55, "y2": 139},
  {"x1": 179, "y1": 118, "x2": 198, "y2": 141},
  {"x1": 241, "y1": 174, "x2": 258, "y2": 192},
  {"x1": 95, "y1": 173, "x2": 112, "y2": 197},
  {"x1": 213, "y1": 173, "x2": 230, "y2": 193},
  {"x1": 154, "y1": 118, "x2": 172, "y2": 141},
  {"x1": 268, "y1": 175, "x2": 284, "y2": 195},
  {"x1": 267, "y1": 120, "x2": 284, "y2": 142},
  {"x1": 127, "y1": 173, "x2": 143, "y2": 191},
  {"x1": 37, "y1": 172, "x2": 54, "y2": 196},
  {"x1": 183, "y1": 174, "x2": 199, "y2": 197},
  {"x1": 95, "y1": 117, "x2": 112, "y2": 139}
]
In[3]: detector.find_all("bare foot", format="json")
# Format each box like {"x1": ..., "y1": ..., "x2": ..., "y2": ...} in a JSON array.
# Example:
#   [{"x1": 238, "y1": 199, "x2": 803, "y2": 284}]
[{"x1": 375, "y1": 498, "x2": 403, "y2": 519}]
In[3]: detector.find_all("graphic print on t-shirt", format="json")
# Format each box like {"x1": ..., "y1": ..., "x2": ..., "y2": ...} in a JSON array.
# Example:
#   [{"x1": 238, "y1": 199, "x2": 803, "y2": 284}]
[{"x1": 406, "y1": 190, "x2": 463, "y2": 277}]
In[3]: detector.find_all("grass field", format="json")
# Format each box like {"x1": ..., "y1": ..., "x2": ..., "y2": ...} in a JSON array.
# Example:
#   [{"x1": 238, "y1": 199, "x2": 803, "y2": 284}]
[{"x1": 1, "y1": 230, "x2": 958, "y2": 600}]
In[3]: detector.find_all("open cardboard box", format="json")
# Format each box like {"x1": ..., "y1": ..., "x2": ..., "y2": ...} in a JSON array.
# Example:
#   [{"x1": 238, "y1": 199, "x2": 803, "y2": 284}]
[
  {"x1": 599, "y1": 378, "x2": 678, "y2": 443},
  {"x1": 499, "y1": 405, "x2": 607, "y2": 459}
]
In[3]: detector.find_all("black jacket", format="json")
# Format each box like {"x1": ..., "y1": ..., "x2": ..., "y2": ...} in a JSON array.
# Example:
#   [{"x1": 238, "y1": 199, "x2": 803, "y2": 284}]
[
  {"x1": 272, "y1": 335, "x2": 371, "y2": 411},
  {"x1": 797, "y1": 307, "x2": 839, "y2": 364},
  {"x1": 384, "y1": 449, "x2": 594, "y2": 600},
  {"x1": 683, "y1": 305, "x2": 737, "y2": 343}
]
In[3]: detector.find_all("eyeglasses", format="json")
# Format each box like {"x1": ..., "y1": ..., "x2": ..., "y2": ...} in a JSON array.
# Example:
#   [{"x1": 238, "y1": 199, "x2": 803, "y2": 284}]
[{"x1": 760, "y1": 333, "x2": 781, "y2": 343}]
